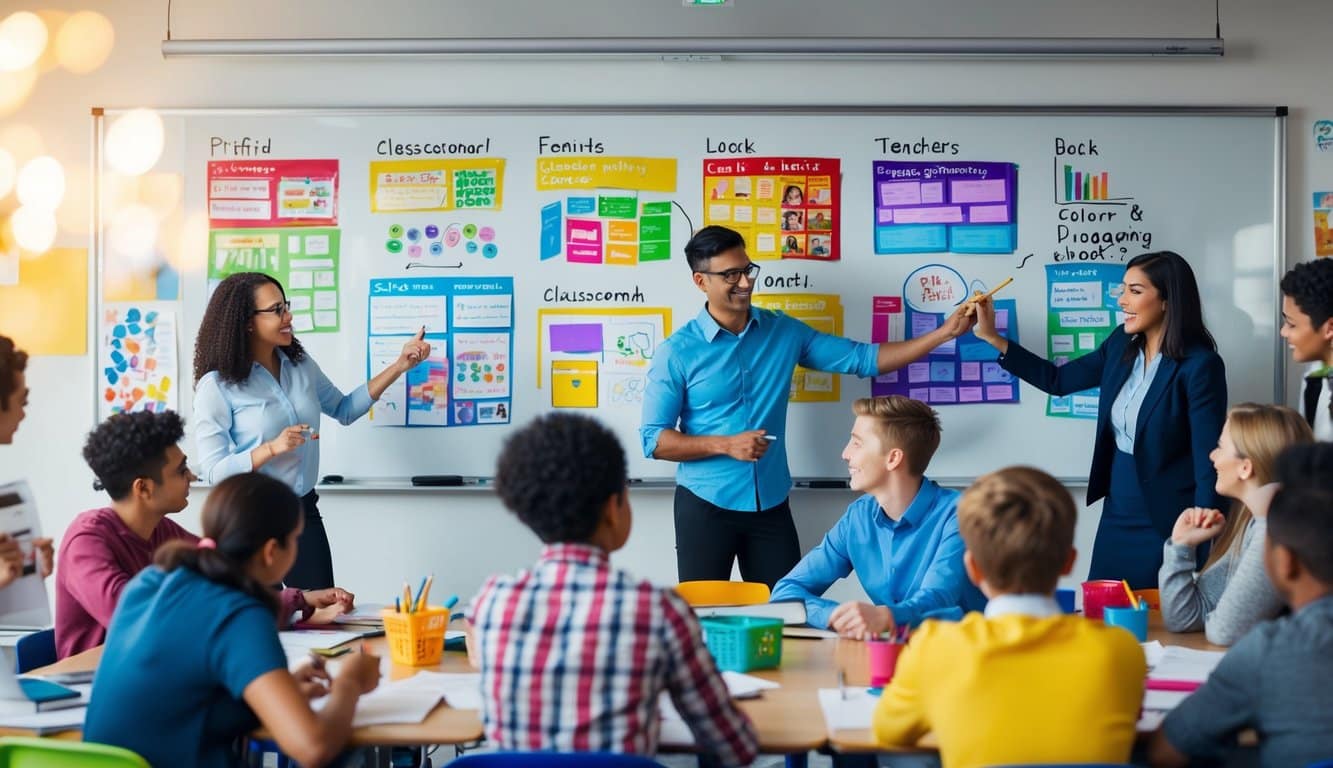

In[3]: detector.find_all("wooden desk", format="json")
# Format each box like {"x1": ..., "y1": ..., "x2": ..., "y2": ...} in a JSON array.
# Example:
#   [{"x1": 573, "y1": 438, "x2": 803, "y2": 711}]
[
  {"x1": 825, "y1": 617, "x2": 1225, "y2": 753},
  {"x1": 24, "y1": 638, "x2": 486, "y2": 748}
]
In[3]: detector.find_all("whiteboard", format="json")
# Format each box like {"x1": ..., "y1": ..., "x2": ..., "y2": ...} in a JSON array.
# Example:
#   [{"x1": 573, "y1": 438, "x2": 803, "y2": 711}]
[{"x1": 95, "y1": 107, "x2": 1284, "y2": 483}]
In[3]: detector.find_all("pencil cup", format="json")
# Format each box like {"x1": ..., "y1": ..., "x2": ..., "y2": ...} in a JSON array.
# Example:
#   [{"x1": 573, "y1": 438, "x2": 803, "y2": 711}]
[
  {"x1": 866, "y1": 639, "x2": 903, "y2": 687},
  {"x1": 382, "y1": 606, "x2": 449, "y2": 666},
  {"x1": 1081, "y1": 580, "x2": 1133, "y2": 621},
  {"x1": 1102, "y1": 604, "x2": 1150, "y2": 642}
]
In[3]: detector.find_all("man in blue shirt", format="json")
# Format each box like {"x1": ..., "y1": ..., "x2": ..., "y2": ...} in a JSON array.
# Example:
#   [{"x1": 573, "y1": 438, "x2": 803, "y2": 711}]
[
  {"x1": 640, "y1": 226, "x2": 976, "y2": 586},
  {"x1": 771, "y1": 396, "x2": 984, "y2": 635}
]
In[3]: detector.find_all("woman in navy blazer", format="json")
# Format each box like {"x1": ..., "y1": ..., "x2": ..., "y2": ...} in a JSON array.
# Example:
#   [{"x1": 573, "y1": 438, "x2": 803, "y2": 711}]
[{"x1": 973, "y1": 251, "x2": 1227, "y2": 588}]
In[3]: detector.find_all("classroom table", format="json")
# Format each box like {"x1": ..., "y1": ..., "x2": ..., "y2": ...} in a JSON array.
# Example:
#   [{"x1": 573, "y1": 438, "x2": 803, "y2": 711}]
[{"x1": 11, "y1": 616, "x2": 1223, "y2": 758}]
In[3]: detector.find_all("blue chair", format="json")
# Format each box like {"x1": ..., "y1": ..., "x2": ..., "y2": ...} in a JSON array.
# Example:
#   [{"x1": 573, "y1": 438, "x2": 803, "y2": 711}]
[
  {"x1": 14, "y1": 629, "x2": 55, "y2": 674},
  {"x1": 448, "y1": 753, "x2": 667, "y2": 767}
]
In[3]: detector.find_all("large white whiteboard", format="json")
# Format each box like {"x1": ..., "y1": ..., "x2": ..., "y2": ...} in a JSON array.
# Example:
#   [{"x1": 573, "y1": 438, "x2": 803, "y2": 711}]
[{"x1": 98, "y1": 107, "x2": 1284, "y2": 483}]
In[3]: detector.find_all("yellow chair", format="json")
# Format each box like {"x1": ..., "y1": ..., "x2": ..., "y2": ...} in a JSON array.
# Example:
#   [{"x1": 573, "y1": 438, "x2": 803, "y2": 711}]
[
  {"x1": 0, "y1": 737, "x2": 149, "y2": 768},
  {"x1": 675, "y1": 580, "x2": 770, "y2": 607}
]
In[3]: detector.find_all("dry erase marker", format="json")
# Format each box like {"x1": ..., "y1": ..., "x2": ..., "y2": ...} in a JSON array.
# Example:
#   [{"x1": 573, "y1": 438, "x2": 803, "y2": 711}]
[{"x1": 762, "y1": 435, "x2": 778, "y2": 442}]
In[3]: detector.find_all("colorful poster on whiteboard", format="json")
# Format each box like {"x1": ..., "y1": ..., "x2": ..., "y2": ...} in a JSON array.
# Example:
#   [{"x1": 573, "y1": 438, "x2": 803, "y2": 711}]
[
  {"x1": 1045, "y1": 263, "x2": 1125, "y2": 419},
  {"x1": 535, "y1": 156, "x2": 678, "y2": 265},
  {"x1": 206, "y1": 159, "x2": 339, "y2": 228},
  {"x1": 872, "y1": 161, "x2": 1018, "y2": 255},
  {"x1": 207, "y1": 228, "x2": 342, "y2": 332},
  {"x1": 366, "y1": 277, "x2": 513, "y2": 427},
  {"x1": 751, "y1": 293, "x2": 845, "y2": 402},
  {"x1": 703, "y1": 157, "x2": 840, "y2": 261},
  {"x1": 871, "y1": 264, "x2": 1019, "y2": 406},
  {"x1": 536, "y1": 307, "x2": 672, "y2": 409}
]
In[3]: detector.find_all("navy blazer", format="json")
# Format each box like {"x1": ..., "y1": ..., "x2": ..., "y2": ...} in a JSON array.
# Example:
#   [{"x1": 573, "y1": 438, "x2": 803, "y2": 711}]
[{"x1": 999, "y1": 326, "x2": 1227, "y2": 539}]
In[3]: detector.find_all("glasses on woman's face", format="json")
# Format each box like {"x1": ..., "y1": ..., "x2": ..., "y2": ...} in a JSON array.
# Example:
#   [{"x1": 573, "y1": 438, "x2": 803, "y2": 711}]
[
  {"x1": 697, "y1": 263, "x2": 761, "y2": 285},
  {"x1": 253, "y1": 301, "x2": 292, "y2": 317}
]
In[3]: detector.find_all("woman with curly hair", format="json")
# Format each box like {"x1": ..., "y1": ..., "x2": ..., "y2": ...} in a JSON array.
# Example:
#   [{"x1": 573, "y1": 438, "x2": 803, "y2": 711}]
[
  {"x1": 192, "y1": 273, "x2": 429, "y2": 588},
  {"x1": 1280, "y1": 258, "x2": 1333, "y2": 440}
]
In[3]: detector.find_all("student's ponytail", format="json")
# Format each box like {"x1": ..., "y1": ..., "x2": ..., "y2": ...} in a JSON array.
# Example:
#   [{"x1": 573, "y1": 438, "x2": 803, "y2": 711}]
[{"x1": 154, "y1": 472, "x2": 303, "y2": 615}]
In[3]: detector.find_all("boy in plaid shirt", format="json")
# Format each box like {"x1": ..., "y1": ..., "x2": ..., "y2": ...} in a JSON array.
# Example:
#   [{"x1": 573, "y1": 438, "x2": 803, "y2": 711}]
[{"x1": 466, "y1": 413, "x2": 759, "y2": 764}]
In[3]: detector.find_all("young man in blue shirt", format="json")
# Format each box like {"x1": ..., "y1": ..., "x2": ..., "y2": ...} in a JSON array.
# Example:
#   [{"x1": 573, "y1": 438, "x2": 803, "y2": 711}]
[
  {"x1": 640, "y1": 226, "x2": 976, "y2": 587},
  {"x1": 771, "y1": 396, "x2": 984, "y2": 636}
]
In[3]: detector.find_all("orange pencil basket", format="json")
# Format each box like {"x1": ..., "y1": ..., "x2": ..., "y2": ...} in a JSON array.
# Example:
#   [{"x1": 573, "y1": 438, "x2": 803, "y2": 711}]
[{"x1": 382, "y1": 606, "x2": 449, "y2": 666}]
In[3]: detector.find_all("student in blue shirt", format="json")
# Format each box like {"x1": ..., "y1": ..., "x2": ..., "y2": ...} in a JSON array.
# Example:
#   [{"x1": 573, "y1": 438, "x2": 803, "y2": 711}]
[
  {"x1": 84, "y1": 472, "x2": 380, "y2": 768},
  {"x1": 193, "y1": 272, "x2": 431, "y2": 589},
  {"x1": 641, "y1": 227, "x2": 977, "y2": 587},
  {"x1": 771, "y1": 396, "x2": 984, "y2": 636},
  {"x1": 973, "y1": 251, "x2": 1227, "y2": 588}
]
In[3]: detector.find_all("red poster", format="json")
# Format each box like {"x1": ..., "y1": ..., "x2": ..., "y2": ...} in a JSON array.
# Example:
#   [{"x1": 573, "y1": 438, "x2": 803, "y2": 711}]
[
  {"x1": 207, "y1": 159, "x2": 340, "y2": 228},
  {"x1": 702, "y1": 157, "x2": 840, "y2": 262}
]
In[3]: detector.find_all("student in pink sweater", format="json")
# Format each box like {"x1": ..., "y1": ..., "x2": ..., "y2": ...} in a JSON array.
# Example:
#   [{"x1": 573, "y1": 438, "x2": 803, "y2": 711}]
[{"x1": 55, "y1": 410, "x2": 354, "y2": 659}]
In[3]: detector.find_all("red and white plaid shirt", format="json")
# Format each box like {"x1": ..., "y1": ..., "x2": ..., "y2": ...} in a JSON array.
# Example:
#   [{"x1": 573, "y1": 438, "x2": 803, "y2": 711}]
[{"x1": 468, "y1": 543, "x2": 759, "y2": 764}]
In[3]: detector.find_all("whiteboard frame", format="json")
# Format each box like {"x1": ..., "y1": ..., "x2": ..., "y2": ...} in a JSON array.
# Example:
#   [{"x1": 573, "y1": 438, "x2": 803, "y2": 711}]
[{"x1": 91, "y1": 104, "x2": 1288, "y2": 488}]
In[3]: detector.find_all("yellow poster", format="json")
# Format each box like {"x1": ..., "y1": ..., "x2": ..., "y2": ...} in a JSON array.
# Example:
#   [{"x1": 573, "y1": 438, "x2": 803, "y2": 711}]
[
  {"x1": 369, "y1": 158, "x2": 506, "y2": 212},
  {"x1": 0, "y1": 248, "x2": 88, "y2": 355},
  {"x1": 536, "y1": 307, "x2": 672, "y2": 409},
  {"x1": 535, "y1": 156, "x2": 677, "y2": 192},
  {"x1": 752, "y1": 293, "x2": 844, "y2": 402}
]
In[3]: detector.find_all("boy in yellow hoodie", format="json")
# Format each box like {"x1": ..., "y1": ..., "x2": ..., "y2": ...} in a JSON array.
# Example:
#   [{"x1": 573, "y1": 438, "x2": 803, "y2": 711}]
[{"x1": 873, "y1": 466, "x2": 1146, "y2": 768}]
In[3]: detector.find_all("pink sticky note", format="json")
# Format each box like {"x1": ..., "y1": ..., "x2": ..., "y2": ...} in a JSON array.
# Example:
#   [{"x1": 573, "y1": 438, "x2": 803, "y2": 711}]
[
  {"x1": 967, "y1": 204, "x2": 1010, "y2": 223},
  {"x1": 908, "y1": 363, "x2": 931, "y2": 383},
  {"x1": 960, "y1": 362, "x2": 981, "y2": 381},
  {"x1": 958, "y1": 387, "x2": 984, "y2": 402},
  {"x1": 985, "y1": 384, "x2": 1013, "y2": 401}
]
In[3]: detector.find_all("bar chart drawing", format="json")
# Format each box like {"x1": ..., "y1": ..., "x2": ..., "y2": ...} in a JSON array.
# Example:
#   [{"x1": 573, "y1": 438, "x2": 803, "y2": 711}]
[{"x1": 1054, "y1": 157, "x2": 1133, "y2": 205}]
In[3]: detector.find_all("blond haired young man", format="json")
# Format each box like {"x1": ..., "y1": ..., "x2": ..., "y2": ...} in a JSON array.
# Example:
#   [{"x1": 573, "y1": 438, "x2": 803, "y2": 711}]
[
  {"x1": 770, "y1": 396, "x2": 984, "y2": 637},
  {"x1": 874, "y1": 467, "x2": 1146, "y2": 768}
]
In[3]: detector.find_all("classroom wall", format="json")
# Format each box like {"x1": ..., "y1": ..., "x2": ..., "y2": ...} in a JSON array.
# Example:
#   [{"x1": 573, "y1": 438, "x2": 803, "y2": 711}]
[{"x1": 2, "y1": 0, "x2": 1331, "y2": 611}]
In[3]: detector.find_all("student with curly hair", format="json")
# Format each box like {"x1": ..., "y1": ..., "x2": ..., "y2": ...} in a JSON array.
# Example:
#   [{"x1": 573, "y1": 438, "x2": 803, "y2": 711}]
[
  {"x1": 85, "y1": 472, "x2": 380, "y2": 768},
  {"x1": 467, "y1": 413, "x2": 759, "y2": 764},
  {"x1": 1279, "y1": 258, "x2": 1333, "y2": 440},
  {"x1": 192, "y1": 273, "x2": 431, "y2": 589},
  {"x1": 0, "y1": 334, "x2": 54, "y2": 593},
  {"x1": 55, "y1": 411, "x2": 354, "y2": 659}
]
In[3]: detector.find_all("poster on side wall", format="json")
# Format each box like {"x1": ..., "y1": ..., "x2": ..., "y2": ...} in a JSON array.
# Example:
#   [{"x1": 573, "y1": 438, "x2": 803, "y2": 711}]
[
  {"x1": 536, "y1": 307, "x2": 673, "y2": 409},
  {"x1": 1045, "y1": 263, "x2": 1126, "y2": 419},
  {"x1": 367, "y1": 277, "x2": 514, "y2": 427},
  {"x1": 703, "y1": 157, "x2": 841, "y2": 261},
  {"x1": 98, "y1": 304, "x2": 178, "y2": 421},
  {"x1": 1314, "y1": 192, "x2": 1333, "y2": 257}
]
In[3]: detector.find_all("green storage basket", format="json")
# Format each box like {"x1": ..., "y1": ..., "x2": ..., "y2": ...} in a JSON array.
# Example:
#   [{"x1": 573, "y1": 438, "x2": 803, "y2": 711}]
[{"x1": 699, "y1": 615, "x2": 783, "y2": 672}]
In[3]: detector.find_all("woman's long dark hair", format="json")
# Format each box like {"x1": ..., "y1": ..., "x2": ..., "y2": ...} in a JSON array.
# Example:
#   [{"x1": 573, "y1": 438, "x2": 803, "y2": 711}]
[
  {"x1": 153, "y1": 473, "x2": 302, "y2": 615},
  {"x1": 193, "y1": 272, "x2": 306, "y2": 385},
  {"x1": 1122, "y1": 250, "x2": 1217, "y2": 361}
]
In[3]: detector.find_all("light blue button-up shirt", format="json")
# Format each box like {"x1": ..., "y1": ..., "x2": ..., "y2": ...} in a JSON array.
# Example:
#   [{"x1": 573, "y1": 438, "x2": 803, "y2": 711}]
[
  {"x1": 640, "y1": 305, "x2": 878, "y2": 512},
  {"x1": 769, "y1": 480, "x2": 986, "y2": 629},
  {"x1": 193, "y1": 350, "x2": 373, "y2": 496},
  {"x1": 1110, "y1": 349, "x2": 1163, "y2": 454}
]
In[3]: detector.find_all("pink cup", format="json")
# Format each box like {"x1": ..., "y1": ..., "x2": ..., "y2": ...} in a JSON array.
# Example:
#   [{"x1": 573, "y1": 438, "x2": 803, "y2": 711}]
[
  {"x1": 1082, "y1": 579, "x2": 1133, "y2": 620},
  {"x1": 867, "y1": 639, "x2": 904, "y2": 687}
]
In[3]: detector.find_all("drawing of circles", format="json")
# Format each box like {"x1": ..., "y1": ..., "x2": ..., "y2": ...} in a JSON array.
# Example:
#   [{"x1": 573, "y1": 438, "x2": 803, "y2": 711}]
[
  {"x1": 479, "y1": 226, "x2": 495, "y2": 242},
  {"x1": 429, "y1": 242, "x2": 444, "y2": 256},
  {"x1": 424, "y1": 224, "x2": 439, "y2": 239},
  {"x1": 444, "y1": 226, "x2": 461, "y2": 247},
  {"x1": 386, "y1": 239, "x2": 403, "y2": 254},
  {"x1": 408, "y1": 244, "x2": 422, "y2": 258},
  {"x1": 465, "y1": 241, "x2": 478, "y2": 254},
  {"x1": 406, "y1": 228, "x2": 421, "y2": 241},
  {"x1": 388, "y1": 224, "x2": 404, "y2": 238},
  {"x1": 462, "y1": 223, "x2": 478, "y2": 238},
  {"x1": 482, "y1": 243, "x2": 498, "y2": 259}
]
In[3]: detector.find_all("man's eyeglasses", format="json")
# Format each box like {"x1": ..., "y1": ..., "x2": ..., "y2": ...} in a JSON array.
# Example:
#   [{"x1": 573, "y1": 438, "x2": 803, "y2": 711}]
[
  {"x1": 253, "y1": 301, "x2": 292, "y2": 317},
  {"x1": 697, "y1": 263, "x2": 761, "y2": 285}
]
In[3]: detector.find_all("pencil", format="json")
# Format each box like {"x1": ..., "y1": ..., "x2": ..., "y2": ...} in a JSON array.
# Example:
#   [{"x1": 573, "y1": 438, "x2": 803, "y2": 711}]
[
  {"x1": 1121, "y1": 579, "x2": 1139, "y2": 609},
  {"x1": 417, "y1": 574, "x2": 435, "y2": 611},
  {"x1": 964, "y1": 276, "x2": 1014, "y2": 305}
]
